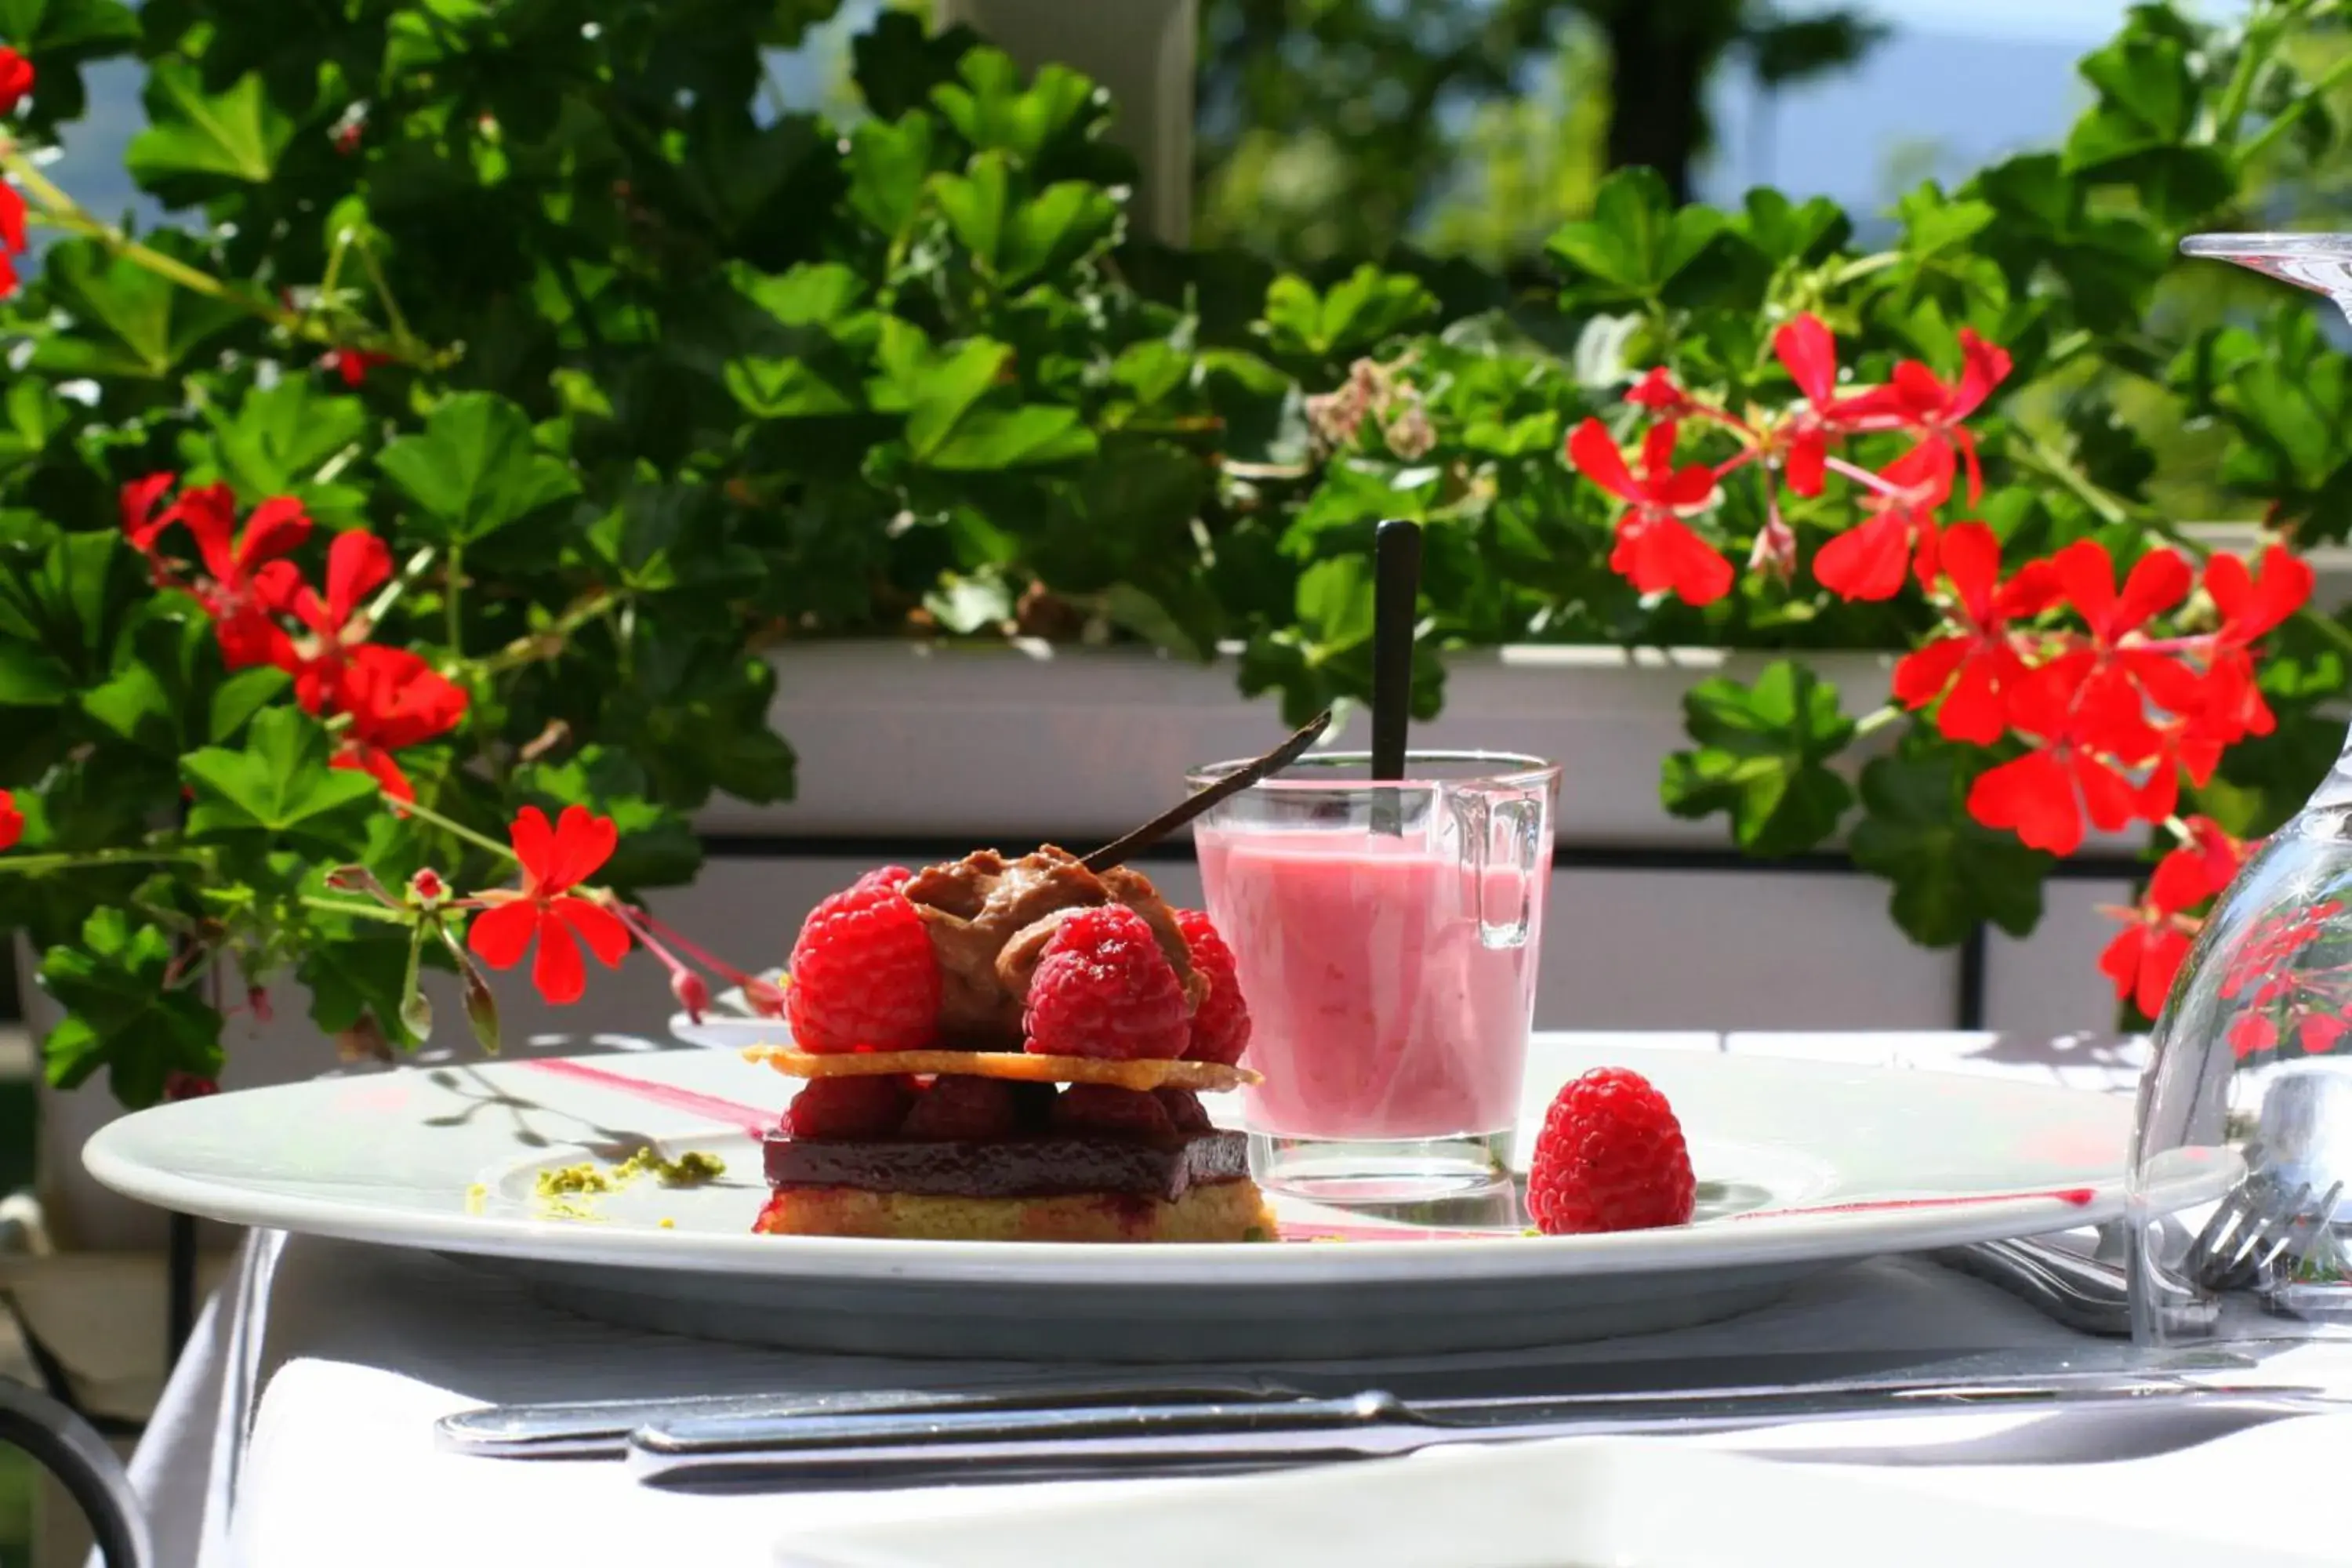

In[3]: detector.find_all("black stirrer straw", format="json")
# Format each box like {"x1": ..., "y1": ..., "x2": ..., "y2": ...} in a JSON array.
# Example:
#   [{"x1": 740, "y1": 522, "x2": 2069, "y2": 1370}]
[{"x1": 1370, "y1": 517, "x2": 1422, "y2": 835}]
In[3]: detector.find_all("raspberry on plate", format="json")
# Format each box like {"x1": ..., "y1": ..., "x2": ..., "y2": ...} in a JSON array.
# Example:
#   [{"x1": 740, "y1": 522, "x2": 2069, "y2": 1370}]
[
  {"x1": 1052, "y1": 1083, "x2": 1177, "y2": 1141},
  {"x1": 1525, "y1": 1067, "x2": 1695, "y2": 1236},
  {"x1": 900, "y1": 1074, "x2": 1021, "y2": 1142},
  {"x1": 1173, "y1": 909, "x2": 1250, "y2": 1066},
  {"x1": 786, "y1": 1075, "x2": 915, "y2": 1141},
  {"x1": 1022, "y1": 905, "x2": 1191, "y2": 1061},
  {"x1": 787, "y1": 872, "x2": 941, "y2": 1053}
]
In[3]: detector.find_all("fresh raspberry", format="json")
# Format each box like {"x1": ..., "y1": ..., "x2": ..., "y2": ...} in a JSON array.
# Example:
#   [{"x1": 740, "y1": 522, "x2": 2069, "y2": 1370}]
[
  {"x1": 1525, "y1": 1068, "x2": 1696, "y2": 1236},
  {"x1": 855, "y1": 865, "x2": 914, "y2": 894},
  {"x1": 784, "y1": 1075, "x2": 913, "y2": 1141},
  {"x1": 1021, "y1": 906, "x2": 1191, "y2": 1060},
  {"x1": 1173, "y1": 909, "x2": 1250, "y2": 1065},
  {"x1": 786, "y1": 873, "x2": 940, "y2": 1053},
  {"x1": 1154, "y1": 1087, "x2": 1213, "y2": 1133},
  {"x1": 1051, "y1": 1083, "x2": 1177, "y2": 1141},
  {"x1": 899, "y1": 1074, "x2": 1020, "y2": 1142}
]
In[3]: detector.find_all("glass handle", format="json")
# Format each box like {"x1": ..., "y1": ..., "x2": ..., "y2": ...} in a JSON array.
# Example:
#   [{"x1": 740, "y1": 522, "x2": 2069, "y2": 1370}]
[{"x1": 1462, "y1": 793, "x2": 1541, "y2": 950}]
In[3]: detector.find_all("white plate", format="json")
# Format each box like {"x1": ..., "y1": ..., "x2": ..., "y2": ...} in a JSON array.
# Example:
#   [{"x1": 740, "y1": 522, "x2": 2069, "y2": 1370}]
[
  {"x1": 769, "y1": 1436, "x2": 2332, "y2": 1568},
  {"x1": 83, "y1": 1039, "x2": 2227, "y2": 1360}
]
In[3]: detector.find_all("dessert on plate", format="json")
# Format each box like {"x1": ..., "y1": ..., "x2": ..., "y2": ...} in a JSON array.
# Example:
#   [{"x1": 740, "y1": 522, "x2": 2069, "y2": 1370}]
[{"x1": 749, "y1": 845, "x2": 1275, "y2": 1243}]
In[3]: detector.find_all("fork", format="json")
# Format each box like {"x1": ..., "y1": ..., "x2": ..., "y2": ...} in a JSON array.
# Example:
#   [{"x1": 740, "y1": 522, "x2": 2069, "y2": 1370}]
[{"x1": 1933, "y1": 1146, "x2": 2344, "y2": 1335}]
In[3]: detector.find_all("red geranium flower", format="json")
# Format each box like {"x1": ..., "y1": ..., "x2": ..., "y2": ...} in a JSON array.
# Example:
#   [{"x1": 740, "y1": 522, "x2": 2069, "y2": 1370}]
[
  {"x1": 321, "y1": 348, "x2": 394, "y2": 388},
  {"x1": 1813, "y1": 503, "x2": 1933, "y2": 602},
  {"x1": 0, "y1": 789, "x2": 20, "y2": 852},
  {"x1": 466, "y1": 805, "x2": 632, "y2": 1005},
  {"x1": 1833, "y1": 328, "x2": 2013, "y2": 504},
  {"x1": 1624, "y1": 367, "x2": 1690, "y2": 415},
  {"x1": 1891, "y1": 521, "x2": 2056, "y2": 743},
  {"x1": 2207, "y1": 543, "x2": 2314, "y2": 648},
  {"x1": 1966, "y1": 655, "x2": 2152, "y2": 855},
  {"x1": 327, "y1": 644, "x2": 467, "y2": 801},
  {"x1": 285, "y1": 531, "x2": 394, "y2": 712},
  {"x1": 147, "y1": 484, "x2": 313, "y2": 670},
  {"x1": 1771, "y1": 314, "x2": 1840, "y2": 495},
  {"x1": 0, "y1": 49, "x2": 34, "y2": 116},
  {"x1": 1567, "y1": 417, "x2": 1732, "y2": 604}
]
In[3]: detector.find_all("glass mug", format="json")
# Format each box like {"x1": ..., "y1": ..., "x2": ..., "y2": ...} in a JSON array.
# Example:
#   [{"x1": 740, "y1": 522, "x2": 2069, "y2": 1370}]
[{"x1": 1187, "y1": 750, "x2": 1559, "y2": 1203}]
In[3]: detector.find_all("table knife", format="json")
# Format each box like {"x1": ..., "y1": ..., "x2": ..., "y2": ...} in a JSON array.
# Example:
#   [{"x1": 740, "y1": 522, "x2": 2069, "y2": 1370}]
[
  {"x1": 624, "y1": 1369, "x2": 2342, "y2": 1487},
  {"x1": 435, "y1": 1373, "x2": 1312, "y2": 1458}
]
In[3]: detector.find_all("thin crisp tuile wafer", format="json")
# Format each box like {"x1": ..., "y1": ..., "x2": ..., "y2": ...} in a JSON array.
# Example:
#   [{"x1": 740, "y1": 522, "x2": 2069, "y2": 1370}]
[{"x1": 744, "y1": 1044, "x2": 1258, "y2": 1093}]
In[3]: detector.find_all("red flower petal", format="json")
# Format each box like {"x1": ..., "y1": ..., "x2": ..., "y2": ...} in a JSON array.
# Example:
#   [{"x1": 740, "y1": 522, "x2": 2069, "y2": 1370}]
[
  {"x1": 1773, "y1": 314, "x2": 1838, "y2": 406},
  {"x1": 1968, "y1": 749, "x2": 2081, "y2": 855},
  {"x1": 531, "y1": 907, "x2": 589, "y2": 1004},
  {"x1": 2134, "y1": 925, "x2": 2190, "y2": 1018},
  {"x1": 1610, "y1": 514, "x2": 1732, "y2": 605},
  {"x1": 323, "y1": 530, "x2": 393, "y2": 629},
  {"x1": 0, "y1": 185, "x2": 27, "y2": 259},
  {"x1": 1936, "y1": 652, "x2": 2011, "y2": 746},
  {"x1": 0, "y1": 49, "x2": 34, "y2": 117},
  {"x1": 553, "y1": 895, "x2": 632, "y2": 967},
  {"x1": 542, "y1": 804, "x2": 618, "y2": 893},
  {"x1": 2149, "y1": 847, "x2": 2217, "y2": 913},
  {"x1": 509, "y1": 806, "x2": 557, "y2": 888},
  {"x1": 2071, "y1": 749, "x2": 2141, "y2": 833},
  {"x1": 2231, "y1": 1011, "x2": 2281, "y2": 1060},
  {"x1": 1813, "y1": 510, "x2": 1915, "y2": 601},
  {"x1": 1893, "y1": 636, "x2": 1969, "y2": 712},
  {"x1": 331, "y1": 742, "x2": 414, "y2": 803},
  {"x1": 466, "y1": 897, "x2": 539, "y2": 970},
  {"x1": 2096, "y1": 921, "x2": 2146, "y2": 1004},
  {"x1": 236, "y1": 497, "x2": 312, "y2": 574},
  {"x1": 2208, "y1": 545, "x2": 2314, "y2": 647},
  {"x1": 1624, "y1": 367, "x2": 1686, "y2": 412},
  {"x1": 119, "y1": 473, "x2": 178, "y2": 554},
  {"x1": 2113, "y1": 547, "x2": 2191, "y2": 635},
  {"x1": 1567, "y1": 418, "x2": 1641, "y2": 504},
  {"x1": 1950, "y1": 329, "x2": 2013, "y2": 420},
  {"x1": 1937, "y1": 521, "x2": 2001, "y2": 621},
  {"x1": 2049, "y1": 539, "x2": 2118, "y2": 635},
  {"x1": 0, "y1": 789, "x2": 20, "y2": 851},
  {"x1": 1784, "y1": 430, "x2": 1826, "y2": 496}
]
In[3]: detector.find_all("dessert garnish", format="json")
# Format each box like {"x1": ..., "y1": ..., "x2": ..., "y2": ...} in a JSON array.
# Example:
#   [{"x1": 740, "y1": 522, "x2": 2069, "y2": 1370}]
[
  {"x1": 1525, "y1": 1067, "x2": 1696, "y2": 1236},
  {"x1": 747, "y1": 719, "x2": 1330, "y2": 1245}
]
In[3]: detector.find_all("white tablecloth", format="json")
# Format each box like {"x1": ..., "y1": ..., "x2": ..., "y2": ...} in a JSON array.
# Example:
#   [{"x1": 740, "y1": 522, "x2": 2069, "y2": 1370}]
[{"x1": 122, "y1": 1029, "x2": 2350, "y2": 1568}]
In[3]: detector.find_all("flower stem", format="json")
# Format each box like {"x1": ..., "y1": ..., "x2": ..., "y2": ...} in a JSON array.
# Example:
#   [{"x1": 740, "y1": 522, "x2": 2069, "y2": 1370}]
[
  {"x1": 1851, "y1": 702, "x2": 1906, "y2": 739},
  {"x1": 0, "y1": 848, "x2": 204, "y2": 875},
  {"x1": 299, "y1": 895, "x2": 415, "y2": 926},
  {"x1": 444, "y1": 545, "x2": 465, "y2": 657},
  {"x1": 395, "y1": 796, "x2": 517, "y2": 864},
  {"x1": 471, "y1": 591, "x2": 621, "y2": 677},
  {"x1": 5, "y1": 151, "x2": 432, "y2": 369}
]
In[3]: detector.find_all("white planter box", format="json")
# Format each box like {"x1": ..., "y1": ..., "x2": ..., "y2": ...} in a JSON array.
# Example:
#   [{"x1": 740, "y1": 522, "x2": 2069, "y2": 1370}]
[{"x1": 26, "y1": 641, "x2": 2127, "y2": 1248}]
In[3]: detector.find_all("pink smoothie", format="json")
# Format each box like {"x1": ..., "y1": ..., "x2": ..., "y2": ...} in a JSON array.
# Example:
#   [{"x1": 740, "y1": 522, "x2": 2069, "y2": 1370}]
[{"x1": 1196, "y1": 826, "x2": 1547, "y2": 1141}]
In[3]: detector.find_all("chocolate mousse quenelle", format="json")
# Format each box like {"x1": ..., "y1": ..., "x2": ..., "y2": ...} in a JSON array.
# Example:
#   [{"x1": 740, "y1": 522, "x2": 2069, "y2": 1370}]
[{"x1": 746, "y1": 717, "x2": 1333, "y2": 1244}]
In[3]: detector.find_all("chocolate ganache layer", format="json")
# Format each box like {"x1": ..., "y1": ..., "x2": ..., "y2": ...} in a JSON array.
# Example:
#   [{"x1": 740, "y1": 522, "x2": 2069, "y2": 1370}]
[{"x1": 763, "y1": 1127, "x2": 1248, "y2": 1203}]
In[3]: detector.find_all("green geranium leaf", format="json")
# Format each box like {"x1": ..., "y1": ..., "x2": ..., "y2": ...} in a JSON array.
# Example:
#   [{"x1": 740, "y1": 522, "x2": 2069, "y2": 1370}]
[
  {"x1": 923, "y1": 405, "x2": 1095, "y2": 470},
  {"x1": 1849, "y1": 748, "x2": 2053, "y2": 947},
  {"x1": 930, "y1": 48, "x2": 1098, "y2": 165},
  {"x1": 38, "y1": 909, "x2": 223, "y2": 1108},
  {"x1": 34, "y1": 240, "x2": 247, "y2": 381},
  {"x1": 125, "y1": 58, "x2": 295, "y2": 198},
  {"x1": 1546, "y1": 167, "x2": 1730, "y2": 306},
  {"x1": 181, "y1": 706, "x2": 380, "y2": 851},
  {"x1": 1660, "y1": 661, "x2": 1856, "y2": 857},
  {"x1": 0, "y1": 524, "x2": 150, "y2": 699},
  {"x1": 935, "y1": 153, "x2": 1112, "y2": 282},
  {"x1": 378, "y1": 392, "x2": 582, "y2": 544},
  {"x1": 181, "y1": 379, "x2": 372, "y2": 518},
  {"x1": 1261, "y1": 265, "x2": 1437, "y2": 362},
  {"x1": 846, "y1": 112, "x2": 938, "y2": 236},
  {"x1": 1294, "y1": 554, "x2": 1377, "y2": 652}
]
